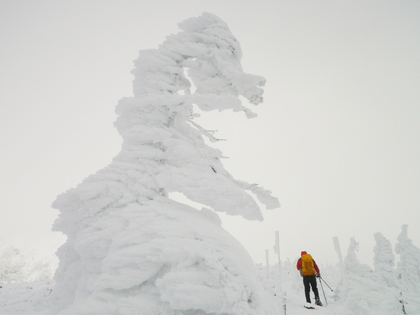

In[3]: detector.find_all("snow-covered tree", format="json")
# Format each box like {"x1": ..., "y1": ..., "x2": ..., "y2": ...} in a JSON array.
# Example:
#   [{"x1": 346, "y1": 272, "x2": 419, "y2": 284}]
[
  {"x1": 50, "y1": 13, "x2": 280, "y2": 315},
  {"x1": 373, "y1": 232, "x2": 395, "y2": 273},
  {"x1": 337, "y1": 237, "x2": 405, "y2": 315},
  {"x1": 395, "y1": 224, "x2": 420, "y2": 293},
  {"x1": 344, "y1": 237, "x2": 372, "y2": 274},
  {"x1": 371, "y1": 232, "x2": 401, "y2": 297}
]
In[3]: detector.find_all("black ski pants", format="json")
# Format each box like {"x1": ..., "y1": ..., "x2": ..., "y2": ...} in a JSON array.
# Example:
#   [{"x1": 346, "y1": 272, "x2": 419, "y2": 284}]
[{"x1": 303, "y1": 275, "x2": 319, "y2": 303}]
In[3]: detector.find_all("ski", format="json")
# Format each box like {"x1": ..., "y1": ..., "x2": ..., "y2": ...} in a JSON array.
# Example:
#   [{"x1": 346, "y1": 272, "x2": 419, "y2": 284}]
[{"x1": 304, "y1": 303, "x2": 316, "y2": 309}]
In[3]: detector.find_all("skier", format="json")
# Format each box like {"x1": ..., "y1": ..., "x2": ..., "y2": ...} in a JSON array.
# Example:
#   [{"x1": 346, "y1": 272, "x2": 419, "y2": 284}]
[{"x1": 296, "y1": 251, "x2": 322, "y2": 307}]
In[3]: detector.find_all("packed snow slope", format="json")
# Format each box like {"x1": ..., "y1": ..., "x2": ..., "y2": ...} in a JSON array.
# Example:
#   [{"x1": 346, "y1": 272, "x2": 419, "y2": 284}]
[
  {"x1": 48, "y1": 12, "x2": 280, "y2": 315},
  {"x1": 1, "y1": 225, "x2": 420, "y2": 315}
]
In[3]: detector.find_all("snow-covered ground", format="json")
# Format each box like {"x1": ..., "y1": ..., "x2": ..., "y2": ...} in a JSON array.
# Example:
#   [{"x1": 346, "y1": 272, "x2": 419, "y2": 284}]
[
  {"x1": 0, "y1": 268, "x2": 342, "y2": 315},
  {"x1": 0, "y1": 281, "x2": 53, "y2": 315},
  {"x1": 1, "y1": 254, "x2": 419, "y2": 315}
]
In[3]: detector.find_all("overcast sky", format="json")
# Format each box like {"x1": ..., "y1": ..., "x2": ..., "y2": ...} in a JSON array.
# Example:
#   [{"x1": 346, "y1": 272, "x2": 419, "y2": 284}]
[{"x1": 1, "y1": 0, "x2": 419, "y2": 266}]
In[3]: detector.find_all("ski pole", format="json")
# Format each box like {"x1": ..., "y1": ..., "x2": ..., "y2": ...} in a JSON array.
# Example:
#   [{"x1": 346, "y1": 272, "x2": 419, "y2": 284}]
[
  {"x1": 319, "y1": 276, "x2": 333, "y2": 292},
  {"x1": 318, "y1": 276, "x2": 328, "y2": 306}
]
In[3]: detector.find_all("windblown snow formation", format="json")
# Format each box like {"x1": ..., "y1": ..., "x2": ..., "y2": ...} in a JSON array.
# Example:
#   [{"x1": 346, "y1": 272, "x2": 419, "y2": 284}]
[{"x1": 51, "y1": 12, "x2": 280, "y2": 315}]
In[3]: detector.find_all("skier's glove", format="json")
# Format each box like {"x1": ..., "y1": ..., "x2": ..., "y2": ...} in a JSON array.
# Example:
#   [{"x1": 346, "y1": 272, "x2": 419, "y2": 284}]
[{"x1": 316, "y1": 273, "x2": 320, "y2": 278}]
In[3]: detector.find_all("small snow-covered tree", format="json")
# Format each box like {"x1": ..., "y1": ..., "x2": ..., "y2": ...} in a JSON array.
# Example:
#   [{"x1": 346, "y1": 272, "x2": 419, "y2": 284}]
[
  {"x1": 373, "y1": 232, "x2": 395, "y2": 273},
  {"x1": 344, "y1": 237, "x2": 372, "y2": 274},
  {"x1": 372, "y1": 232, "x2": 400, "y2": 292},
  {"x1": 395, "y1": 224, "x2": 420, "y2": 293},
  {"x1": 51, "y1": 13, "x2": 280, "y2": 315}
]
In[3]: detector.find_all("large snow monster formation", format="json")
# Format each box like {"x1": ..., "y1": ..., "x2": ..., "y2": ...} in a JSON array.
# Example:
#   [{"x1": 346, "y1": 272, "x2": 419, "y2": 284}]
[{"x1": 51, "y1": 12, "x2": 280, "y2": 315}]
